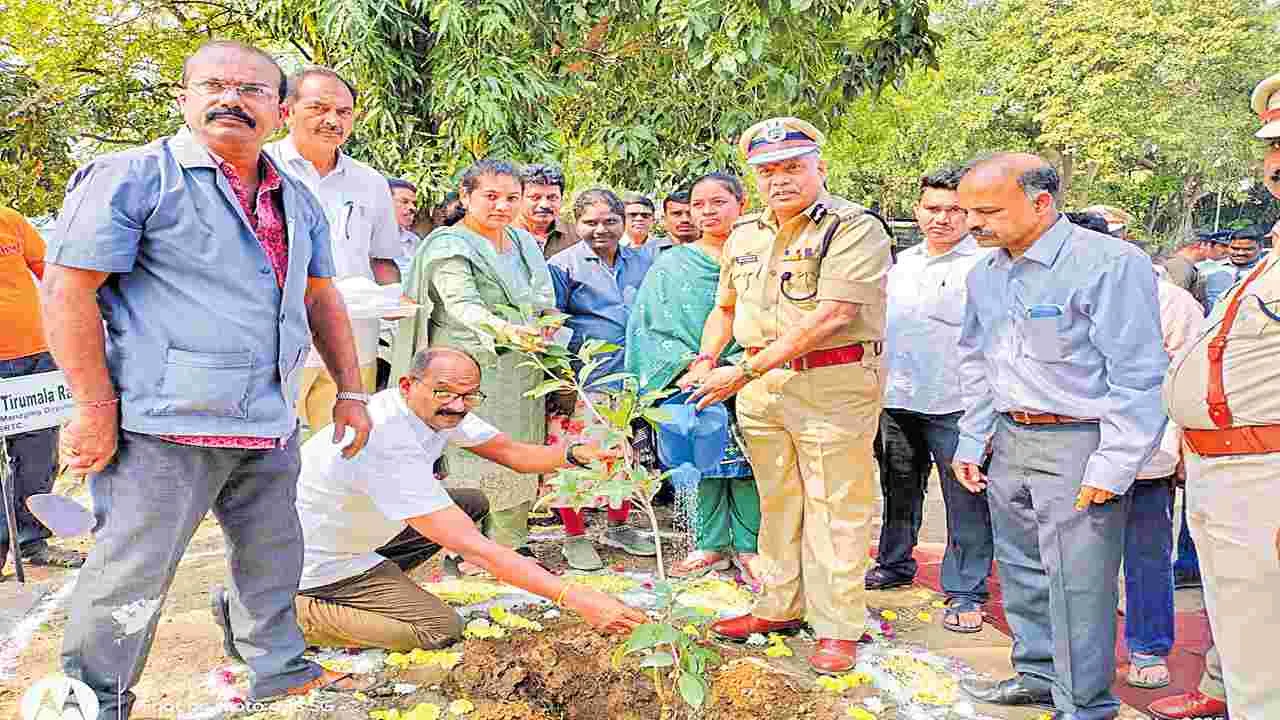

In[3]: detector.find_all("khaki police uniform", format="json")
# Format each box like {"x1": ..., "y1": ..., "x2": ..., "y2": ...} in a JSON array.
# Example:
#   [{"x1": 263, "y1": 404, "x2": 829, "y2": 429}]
[
  {"x1": 1160, "y1": 72, "x2": 1280, "y2": 719},
  {"x1": 718, "y1": 191, "x2": 891, "y2": 640}
]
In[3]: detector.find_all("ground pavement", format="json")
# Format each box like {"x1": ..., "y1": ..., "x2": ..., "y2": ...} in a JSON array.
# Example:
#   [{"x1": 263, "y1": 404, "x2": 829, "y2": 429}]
[{"x1": 0, "y1": 473, "x2": 1194, "y2": 719}]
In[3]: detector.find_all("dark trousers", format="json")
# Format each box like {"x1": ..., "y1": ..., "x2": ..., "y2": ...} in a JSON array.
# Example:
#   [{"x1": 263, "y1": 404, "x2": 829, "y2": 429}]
[
  {"x1": 1123, "y1": 477, "x2": 1176, "y2": 656},
  {"x1": 295, "y1": 488, "x2": 489, "y2": 651},
  {"x1": 873, "y1": 408, "x2": 993, "y2": 605},
  {"x1": 0, "y1": 351, "x2": 59, "y2": 558},
  {"x1": 1173, "y1": 493, "x2": 1200, "y2": 580}
]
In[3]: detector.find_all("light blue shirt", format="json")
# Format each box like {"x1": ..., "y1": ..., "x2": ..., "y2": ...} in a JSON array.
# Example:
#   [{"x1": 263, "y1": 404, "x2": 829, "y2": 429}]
[
  {"x1": 47, "y1": 131, "x2": 334, "y2": 439},
  {"x1": 883, "y1": 237, "x2": 990, "y2": 414},
  {"x1": 1195, "y1": 258, "x2": 1235, "y2": 315},
  {"x1": 954, "y1": 216, "x2": 1168, "y2": 494},
  {"x1": 549, "y1": 241, "x2": 654, "y2": 387}
]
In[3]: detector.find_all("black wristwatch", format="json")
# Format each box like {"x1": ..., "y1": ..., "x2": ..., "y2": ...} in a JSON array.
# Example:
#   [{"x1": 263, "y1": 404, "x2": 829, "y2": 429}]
[{"x1": 565, "y1": 442, "x2": 591, "y2": 469}]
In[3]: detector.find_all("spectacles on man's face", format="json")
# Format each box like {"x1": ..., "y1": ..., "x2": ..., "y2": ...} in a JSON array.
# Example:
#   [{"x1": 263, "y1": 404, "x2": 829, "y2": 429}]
[
  {"x1": 432, "y1": 389, "x2": 486, "y2": 407},
  {"x1": 188, "y1": 79, "x2": 276, "y2": 101}
]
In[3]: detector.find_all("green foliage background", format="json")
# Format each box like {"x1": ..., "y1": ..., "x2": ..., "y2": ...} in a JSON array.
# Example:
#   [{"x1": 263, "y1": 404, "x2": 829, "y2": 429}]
[{"x1": 2, "y1": 0, "x2": 1275, "y2": 247}]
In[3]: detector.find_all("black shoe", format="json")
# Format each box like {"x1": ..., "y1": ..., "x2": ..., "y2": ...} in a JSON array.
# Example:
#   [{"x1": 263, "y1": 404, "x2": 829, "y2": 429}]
[
  {"x1": 1173, "y1": 572, "x2": 1202, "y2": 590},
  {"x1": 23, "y1": 544, "x2": 86, "y2": 568},
  {"x1": 864, "y1": 566, "x2": 914, "y2": 591},
  {"x1": 210, "y1": 585, "x2": 244, "y2": 663},
  {"x1": 960, "y1": 676, "x2": 1054, "y2": 707}
]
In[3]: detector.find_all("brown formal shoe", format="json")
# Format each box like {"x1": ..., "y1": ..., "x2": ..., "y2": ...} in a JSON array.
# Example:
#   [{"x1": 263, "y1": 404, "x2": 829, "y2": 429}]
[
  {"x1": 808, "y1": 638, "x2": 858, "y2": 675},
  {"x1": 1147, "y1": 691, "x2": 1228, "y2": 720},
  {"x1": 710, "y1": 614, "x2": 805, "y2": 641}
]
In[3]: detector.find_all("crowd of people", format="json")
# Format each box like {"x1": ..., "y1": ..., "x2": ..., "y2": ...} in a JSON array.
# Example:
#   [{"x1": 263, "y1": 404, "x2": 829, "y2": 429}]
[{"x1": 1, "y1": 37, "x2": 1278, "y2": 720}]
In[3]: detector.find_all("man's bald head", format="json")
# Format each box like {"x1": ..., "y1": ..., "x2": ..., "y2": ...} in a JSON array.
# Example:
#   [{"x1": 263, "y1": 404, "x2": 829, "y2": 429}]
[
  {"x1": 401, "y1": 348, "x2": 484, "y2": 430},
  {"x1": 410, "y1": 347, "x2": 482, "y2": 379},
  {"x1": 958, "y1": 152, "x2": 1061, "y2": 258}
]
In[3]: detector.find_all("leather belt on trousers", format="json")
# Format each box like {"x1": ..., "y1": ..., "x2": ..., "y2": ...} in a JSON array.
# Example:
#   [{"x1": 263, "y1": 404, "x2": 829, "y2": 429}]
[
  {"x1": 1184, "y1": 425, "x2": 1280, "y2": 457},
  {"x1": 745, "y1": 342, "x2": 881, "y2": 371},
  {"x1": 1004, "y1": 411, "x2": 1097, "y2": 426}
]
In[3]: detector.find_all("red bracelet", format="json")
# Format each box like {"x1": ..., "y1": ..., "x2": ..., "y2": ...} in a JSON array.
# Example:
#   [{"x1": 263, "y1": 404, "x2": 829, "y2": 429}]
[{"x1": 692, "y1": 353, "x2": 717, "y2": 366}]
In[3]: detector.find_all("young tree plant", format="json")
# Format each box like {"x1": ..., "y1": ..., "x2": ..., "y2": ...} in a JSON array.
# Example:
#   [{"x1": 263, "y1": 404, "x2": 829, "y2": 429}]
[
  {"x1": 611, "y1": 581, "x2": 722, "y2": 714},
  {"x1": 482, "y1": 305, "x2": 675, "y2": 579}
]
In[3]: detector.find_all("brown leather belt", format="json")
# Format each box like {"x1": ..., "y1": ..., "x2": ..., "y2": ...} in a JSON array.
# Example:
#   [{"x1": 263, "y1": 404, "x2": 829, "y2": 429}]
[
  {"x1": 1184, "y1": 425, "x2": 1280, "y2": 457},
  {"x1": 746, "y1": 342, "x2": 881, "y2": 371},
  {"x1": 1004, "y1": 411, "x2": 1096, "y2": 426}
]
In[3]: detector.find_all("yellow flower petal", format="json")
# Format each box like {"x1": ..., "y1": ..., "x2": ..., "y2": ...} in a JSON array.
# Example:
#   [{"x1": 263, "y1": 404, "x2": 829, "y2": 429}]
[
  {"x1": 448, "y1": 699, "x2": 475, "y2": 715},
  {"x1": 880, "y1": 610, "x2": 898, "y2": 621},
  {"x1": 930, "y1": 600, "x2": 947, "y2": 609},
  {"x1": 916, "y1": 612, "x2": 932, "y2": 622},
  {"x1": 847, "y1": 708, "x2": 876, "y2": 719}
]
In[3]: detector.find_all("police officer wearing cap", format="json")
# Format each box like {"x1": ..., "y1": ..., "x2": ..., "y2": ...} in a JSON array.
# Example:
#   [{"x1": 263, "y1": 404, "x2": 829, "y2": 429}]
[
  {"x1": 682, "y1": 116, "x2": 892, "y2": 675},
  {"x1": 1158, "y1": 73, "x2": 1280, "y2": 720}
]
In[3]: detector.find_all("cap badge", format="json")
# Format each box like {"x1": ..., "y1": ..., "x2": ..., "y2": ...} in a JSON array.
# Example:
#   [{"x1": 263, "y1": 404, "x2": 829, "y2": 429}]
[{"x1": 764, "y1": 122, "x2": 787, "y2": 143}]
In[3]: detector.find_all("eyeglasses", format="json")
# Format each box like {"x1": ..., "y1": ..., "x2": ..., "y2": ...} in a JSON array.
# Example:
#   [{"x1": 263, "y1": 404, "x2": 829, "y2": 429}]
[
  {"x1": 187, "y1": 79, "x2": 276, "y2": 100},
  {"x1": 432, "y1": 389, "x2": 486, "y2": 407}
]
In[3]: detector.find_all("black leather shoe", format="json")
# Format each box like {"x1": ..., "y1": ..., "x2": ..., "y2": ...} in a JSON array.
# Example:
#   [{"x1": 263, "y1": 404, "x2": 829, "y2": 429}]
[
  {"x1": 960, "y1": 676, "x2": 1054, "y2": 707},
  {"x1": 864, "y1": 566, "x2": 914, "y2": 590},
  {"x1": 210, "y1": 585, "x2": 245, "y2": 663}
]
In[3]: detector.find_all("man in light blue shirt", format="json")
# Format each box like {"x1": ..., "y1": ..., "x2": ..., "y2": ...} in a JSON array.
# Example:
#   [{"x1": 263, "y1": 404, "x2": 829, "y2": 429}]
[
  {"x1": 867, "y1": 168, "x2": 994, "y2": 636},
  {"x1": 950, "y1": 154, "x2": 1168, "y2": 720}
]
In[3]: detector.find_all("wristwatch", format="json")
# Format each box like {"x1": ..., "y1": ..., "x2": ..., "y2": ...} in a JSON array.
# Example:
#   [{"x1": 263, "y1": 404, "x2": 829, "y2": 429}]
[
  {"x1": 735, "y1": 357, "x2": 763, "y2": 381},
  {"x1": 565, "y1": 442, "x2": 591, "y2": 469},
  {"x1": 335, "y1": 391, "x2": 370, "y2": 404}
]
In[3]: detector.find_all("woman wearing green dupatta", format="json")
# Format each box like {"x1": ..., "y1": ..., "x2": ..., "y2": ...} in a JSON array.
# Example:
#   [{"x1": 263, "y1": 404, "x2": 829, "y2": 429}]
[
  {"x1": 391, "y1": 160, "x2": 555, "y2": 554},
  {"x1": 624, "y1": 172, "x2": 763, "y2": 585}
]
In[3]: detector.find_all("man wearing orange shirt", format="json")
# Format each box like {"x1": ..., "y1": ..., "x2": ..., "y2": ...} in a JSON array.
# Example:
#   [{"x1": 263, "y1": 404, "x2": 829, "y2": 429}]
[{"x1": 0, "y1": 208, "x2": 84, "y2": 573}]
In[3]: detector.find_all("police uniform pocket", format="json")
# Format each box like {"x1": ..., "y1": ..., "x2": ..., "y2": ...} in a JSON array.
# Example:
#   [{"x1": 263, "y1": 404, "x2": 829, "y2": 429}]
[
  {"x1": 149, "y1": 348, "x2": 253, "y2": 418},
  {"x1": 1229, "y1": 295, "x2": 1280, "y2": 338}
]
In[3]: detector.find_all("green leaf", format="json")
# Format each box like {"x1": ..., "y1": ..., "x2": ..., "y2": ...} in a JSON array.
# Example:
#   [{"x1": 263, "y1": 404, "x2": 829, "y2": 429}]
[
  {"x1": 526, "y1": 379, "x2": 571, "y2": 398},
  {"x1": 625, "y1": 623, "x2": 664, "y2": 653},
  {"x1": 639, "y1": 651, "x2": 675, "y2": 668},
  {"x1": 641, "y1": 407, "x2": 674, "y2": 424},
  {"x1": 677, "y1": 671, "x2": 707, "y2": 709}
]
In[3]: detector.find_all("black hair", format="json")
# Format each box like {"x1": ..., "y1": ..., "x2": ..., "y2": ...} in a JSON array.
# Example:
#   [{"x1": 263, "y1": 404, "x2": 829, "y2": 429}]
[
  {"x1": 573, "y1": 188, "x2": 626, "y2": 219},
  {"x1": 621, "y1": 192, "x2": 655, "y2": 212},
  {"x1": 286, "y1": 65, "x2": 359, "y2": 105},
  {"x1": 1065, "y1": 211, "x2": 1110, "y2": 235},
  {"x1": 663, "y1": 189, "x2": 692, "y2": 212},
  {"x1": 690, "y1": 172, "x2": 745, "y2": 202},
  {"x1": 919, "y1": 167, "x2": 963, "y2": 193},
  {"x1": 182, "y1": 40, "x2": 287, "y2": 103},
  {"x1": 459, "y1": 159, "x2": 523, "y2": 195},
  {"x1": 436, "y1": 191, "x2": 464, "y2": 226},
  {"x1": 387, "y1": 177, "x2": 417, "y2": 194},
  {"x1": 521, "y1": 163, "x2": 566, "y2": 193},
  {"x1": 1230, "y1": 226, "x2": 1265, "y2": 243}
]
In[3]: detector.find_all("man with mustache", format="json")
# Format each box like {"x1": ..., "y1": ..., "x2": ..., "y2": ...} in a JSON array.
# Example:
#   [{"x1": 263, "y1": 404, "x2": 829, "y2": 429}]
[
  {"x1": 663, "y1": 189, "x2": 700, "y2": 245},
  {"x1": 1153, "y1": 72, "x2": 1280, "y2": 720},
  {"x1": 272, "y1": 347, "x2": 647, "y2": 652},
  {"x1": 683, "y1": 117, "x2": 892, "y2": 675},
  {"x1": 949, "y1": 153, "x2": 1168, "y2": 720},
  {"x1": 43, "y1": 40, "x2": 373, "y2": 718},
  {"x1": 266, "y1": 66, "x2": 403, "y2": 435},
  {"x1": 866, "y1": 168, "x2": 994, "y2": 638},
  {"x1": 513, "y1": 163, "x2": 577, "y2": 259}
]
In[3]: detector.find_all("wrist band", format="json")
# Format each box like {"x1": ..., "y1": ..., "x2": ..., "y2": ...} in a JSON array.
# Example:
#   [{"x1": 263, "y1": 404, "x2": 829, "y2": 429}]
[
  {"x1": 565, "y1": 442, "x2": 591, "y2": 469},
  {"x1": 556, "y1": 582, "x2": 573, "y2": 608},
  {"x1": 735, "y1": 357, "x2": 763, "y2": 381},
  {"x1": 76, "y1": 397, "x2": 119, "y2": 408},
  {"x1": 692, "y1": 353, "x2": 717, "y2": 366},
  {"x1": 335, "y1": 391, "x2": 369, "y2": 404}
]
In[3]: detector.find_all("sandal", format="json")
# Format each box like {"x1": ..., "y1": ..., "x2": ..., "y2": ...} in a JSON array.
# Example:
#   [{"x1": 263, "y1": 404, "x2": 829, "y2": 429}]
[
  {"x1": 942, "y1": 600, "x2": 984, "y2": 634},
  {"x1": 733, "y1": 552, "x2": 764, "y2": 588},
  {"x1": 670, "y1": 550, "x2": 731, "y2": 578},
  {"x1": 283, "y1": 669, "x2": 385, "y2": 698},
  {"x1": 1127, "y1": 652, "x2": 1171, "y2": 689}
]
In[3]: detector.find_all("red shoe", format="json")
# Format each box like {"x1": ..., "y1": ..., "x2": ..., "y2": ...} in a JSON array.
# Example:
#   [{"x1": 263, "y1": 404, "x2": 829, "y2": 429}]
[
  {"x1": 1147, "y1": 691, "x2": 1228, "y2": 720},
  {"x1": 808, "y1": 638, "x2": 857, "y2": 675},
  {"x1": 710, "y1": 614, "x2": 805, "y2": 641}
]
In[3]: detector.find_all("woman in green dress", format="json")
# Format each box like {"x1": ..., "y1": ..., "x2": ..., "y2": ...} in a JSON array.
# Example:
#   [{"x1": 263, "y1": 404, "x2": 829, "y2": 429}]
[
  {"x1": 624, "y1": 172, "x2": 763, "y2": 585},
  {"x1": 392, "y1": 160, "x2": 554, "y2": 553}
]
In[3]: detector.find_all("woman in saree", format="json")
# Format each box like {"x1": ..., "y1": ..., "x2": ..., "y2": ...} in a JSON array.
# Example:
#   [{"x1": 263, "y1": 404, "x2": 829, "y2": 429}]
[
  {"x1": 624, "y1": 172, "x2": 763, "y2": 585},
  {"x1": 392, "y1": 160, "x2": 554, "y2": 557}
]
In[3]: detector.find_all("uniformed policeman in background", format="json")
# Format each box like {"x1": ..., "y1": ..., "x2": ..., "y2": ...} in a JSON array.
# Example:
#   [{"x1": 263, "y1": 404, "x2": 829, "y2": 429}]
[
  {"x1": 683, "y1": 117, "x2": 892, "y2": 675},
  {"x1": 1158, "y1": 72, "x2": 1280, "y2": 720}
]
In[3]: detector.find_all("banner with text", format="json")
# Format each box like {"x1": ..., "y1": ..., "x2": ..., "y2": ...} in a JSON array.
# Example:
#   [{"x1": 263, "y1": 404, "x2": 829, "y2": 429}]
[{"x1": 0, "y1": 371, "x2": 74, "y2": 436}]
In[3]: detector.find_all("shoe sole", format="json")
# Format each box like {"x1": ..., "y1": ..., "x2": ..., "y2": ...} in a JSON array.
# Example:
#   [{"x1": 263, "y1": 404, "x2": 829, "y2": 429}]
[
  {"x1": 809, "y1": 660, "x2": 856, "y2": 676},
  {"x1": 209, "y1": 588, "x2": 244, "y2": 664},
  {"x1": 1148, "y1": 712, "x2": 1225, "y2": 720},
  {"x1": 669, "y1": 559, "x2": 733, "y2": 578},
  {"x1": 865, "y1": 577, "x2": 913, "y2": 591},
  {"x1": 598, "y1": 535, "x2": 657, "y2": 557}
]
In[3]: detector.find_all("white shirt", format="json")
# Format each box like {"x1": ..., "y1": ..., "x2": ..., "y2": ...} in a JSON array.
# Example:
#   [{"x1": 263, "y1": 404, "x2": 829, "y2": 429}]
[
  {"x1": 265, "y1": 136, "x2": 402, "y2": 366},
  {"x1": 1137, "y1": 280, "x2": 1204, "y2": 479},
  {"x1": 296, "y1": 389, "x2": 499, "y2": 590},
  {"x1": 395, "y1": 228, "x2": 420, "y2": 276},
  {"x1": 883, "y1": 237, "x2": 990, "y2": 414}
]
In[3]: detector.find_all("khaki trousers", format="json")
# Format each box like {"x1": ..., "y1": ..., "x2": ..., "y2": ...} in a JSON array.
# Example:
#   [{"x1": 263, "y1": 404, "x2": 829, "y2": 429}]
[
  {"x1": 736, "y1": 361, "x2": 882, "y2": 640},
  {"x1": 1185, "y1": 450, "x2": 1280, "y2": 719},
  {"x1": 295, "y1": 489, "x2": 488, "y2": 651},
  {"x1": 297, "y1": 365, "x2": 377, "y2": 434}
]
